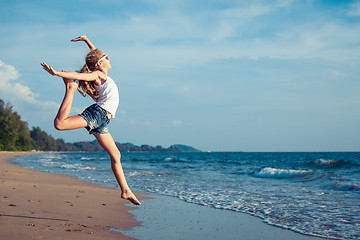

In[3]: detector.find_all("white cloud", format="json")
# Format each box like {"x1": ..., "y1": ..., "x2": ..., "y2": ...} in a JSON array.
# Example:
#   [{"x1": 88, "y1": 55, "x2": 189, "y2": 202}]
[
  {"x1": 101, "y1": 1, "x2": 360, "y2": 71},
  {"x1": 172, "y1": 119, "x2": 183, "y2": 127},
  {"x1": 3, "y1": 0, "x2": 356, "y2": 76},
  {"x1": 208, "y1": 0, "x2": 294, "y2": 43},
  {"x1": 219, "y1": 4, "x2": 270, "y2": 19},
  {"x1": 0, "y1": 60, "x2": 58, "y2": 109},
  {"x1": 0, "y1": 61, "x2": 20, "y2": 82},
  {"x1": 347, "y1": 1, "x2": 360, "y2": 16},
  {"x1": 116, "y1": 108, "x2": 152, "y2": 127}
]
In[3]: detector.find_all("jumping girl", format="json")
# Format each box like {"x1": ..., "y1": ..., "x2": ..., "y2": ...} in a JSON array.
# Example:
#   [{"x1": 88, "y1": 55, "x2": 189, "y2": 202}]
[{"x1": 41, "y1": 35, "x2": 141, "y2": 205}]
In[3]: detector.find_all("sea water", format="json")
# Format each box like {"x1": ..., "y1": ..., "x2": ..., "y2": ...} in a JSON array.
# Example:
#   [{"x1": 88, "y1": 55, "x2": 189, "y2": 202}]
[{"x1": 11, "y1": 152, "x2": 360, "y2": 240}]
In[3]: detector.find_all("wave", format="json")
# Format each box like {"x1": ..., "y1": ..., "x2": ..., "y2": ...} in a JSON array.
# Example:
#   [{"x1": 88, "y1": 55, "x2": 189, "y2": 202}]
[
  {"x1": 60, "y1": 163, "x2": 96, "y2": 171},
  {"x1": 38, "y1": 158, "x2": 61, "y2": 167},
  {"x1": 330, "y1": 183, "x2": 360, "y2": 192},
  {"x1": 129, "y1": 171, "x2": 173, "y2": 177},
  {"x1": 253, "y1": 167, "x2": 359, "y2": 193},
  {"x1": 313, "y1": 159, "x2": 350, "y2": 169},
  {"x1": 129, "y1": 157, "x2": 147, "y2": 162},
  {"x1": 253, "y1": 167, "x2": 313, "y2": 179},
  {"x1": 164, "y1": 157, "x2": 187, "y2": 163}
]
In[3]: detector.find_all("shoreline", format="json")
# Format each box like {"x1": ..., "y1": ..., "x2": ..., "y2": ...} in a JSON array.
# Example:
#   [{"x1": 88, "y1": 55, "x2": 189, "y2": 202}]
[
  {"x1": 0, "y1": 151, "x2": 143, "y2": 240},
  {"x1": 122, "y1": 193, "x2": 326, "y2": 240},
  {"x1": 1, "y1": 151, "x2": 333, "y2": 240}
]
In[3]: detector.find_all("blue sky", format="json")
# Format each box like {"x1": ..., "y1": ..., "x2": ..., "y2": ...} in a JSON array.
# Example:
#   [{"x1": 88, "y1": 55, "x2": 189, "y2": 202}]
[{"x1": 1, "y1": 0, "x2": 360, "y2": 151}]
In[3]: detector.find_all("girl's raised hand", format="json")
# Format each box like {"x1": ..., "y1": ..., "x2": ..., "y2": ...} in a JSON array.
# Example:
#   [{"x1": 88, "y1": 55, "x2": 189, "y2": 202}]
[
  {"x1": 71, "y1": 35, "x2": 96, "y2": 50},
  {"x1": 71, "y1": 35, "x2": 88, "y2": 42},
  {"x1": 41, "y1": 62, "x2": 56, "y2": 76}
]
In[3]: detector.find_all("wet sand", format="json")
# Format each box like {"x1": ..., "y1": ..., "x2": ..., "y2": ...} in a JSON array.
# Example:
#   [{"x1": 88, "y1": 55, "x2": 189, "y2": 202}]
[{"x1": 122, "y1": 193, "x2": 325, "y2": 240}]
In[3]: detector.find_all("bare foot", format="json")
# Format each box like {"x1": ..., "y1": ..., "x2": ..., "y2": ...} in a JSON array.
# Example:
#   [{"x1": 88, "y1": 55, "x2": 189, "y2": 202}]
[
  {"x1": 62, "y1": 77, "x2": 78, "y2": 91},
  {"x1": 122, "y1": 190, "x2": 141, "y2": 205}
]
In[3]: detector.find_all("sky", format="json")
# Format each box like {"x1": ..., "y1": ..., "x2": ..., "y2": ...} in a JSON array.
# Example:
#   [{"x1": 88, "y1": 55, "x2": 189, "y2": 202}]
[{"x1": 1, "y1": 0, "x2": 360, "y2": 152}]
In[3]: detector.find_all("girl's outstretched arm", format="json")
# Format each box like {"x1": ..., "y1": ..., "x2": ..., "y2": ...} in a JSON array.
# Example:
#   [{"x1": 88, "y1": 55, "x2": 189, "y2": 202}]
[
  {"x1": 40, "y1": 62, "x2": 104, "y2": 83},
  {"x1": 71, "y1": 35, "x2": 96, "y2": 50}
]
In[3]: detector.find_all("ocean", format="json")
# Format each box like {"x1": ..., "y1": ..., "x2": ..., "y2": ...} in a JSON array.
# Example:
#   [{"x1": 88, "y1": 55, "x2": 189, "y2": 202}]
[{"x1": 10, "y1": 152, "x2": 360, "y2": 240}]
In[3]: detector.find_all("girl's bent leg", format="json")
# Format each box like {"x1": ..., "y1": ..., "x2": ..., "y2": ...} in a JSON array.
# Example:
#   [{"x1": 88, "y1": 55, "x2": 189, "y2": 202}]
[
  {"x1": 54, "y1": 78, "x2": 87, "y2": 130},
  {"x1": 94, "y1": 133, "x2": 141, "y2": 205}
]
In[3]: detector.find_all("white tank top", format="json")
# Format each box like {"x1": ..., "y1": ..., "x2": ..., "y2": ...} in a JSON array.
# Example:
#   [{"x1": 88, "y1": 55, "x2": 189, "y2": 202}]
[{"x1": 95, "y1": 75, "x2": 119, "y2": 118}]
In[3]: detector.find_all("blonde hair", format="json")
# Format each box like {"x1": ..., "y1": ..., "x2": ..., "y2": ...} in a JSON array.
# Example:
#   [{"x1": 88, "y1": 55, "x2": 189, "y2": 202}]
[{"x1": 77, "y1": 49, "x2": 103, "y2": 101}]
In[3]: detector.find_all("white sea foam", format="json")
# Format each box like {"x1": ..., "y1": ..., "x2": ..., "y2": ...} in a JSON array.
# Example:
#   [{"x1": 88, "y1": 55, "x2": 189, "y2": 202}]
[
  {"x1": 61, "y1": 163, "x2": 83, "y2": 169},
  {"x1": 60, "y1": 164, "x2": 96, "y2": 171},
  {"x1": 129, "y1": 171, "x2": 156, "y2": 176},
  {"x1": 314, "y1": 158, "x2": 347, "y2": 168},
  {"x1": 129, "y1": 171, "x2": 171, "y2": 177},
  {"x1": 164, "y1": 157, "x2": 186, "y2": 162},
  {"x1": 38, "y1": 158, "x2": 61, "y2": 167},
  {"x1": 253, "y1": 167, "x2": 312, "y2": 179},
  {"x1": 317, "y1": 159, "x2": 336, "y2": 165}
]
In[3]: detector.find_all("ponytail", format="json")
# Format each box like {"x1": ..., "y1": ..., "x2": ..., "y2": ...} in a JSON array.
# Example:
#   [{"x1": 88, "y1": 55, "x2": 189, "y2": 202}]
[{"x1": 77, "y1": 63, "x2": 99, "y2": 101}]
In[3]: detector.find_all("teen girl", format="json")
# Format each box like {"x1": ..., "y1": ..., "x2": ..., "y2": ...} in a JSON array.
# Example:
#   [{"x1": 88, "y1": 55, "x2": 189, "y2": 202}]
[{"x1": 41, "y1": 35, "x2": 141, "y2": 205}]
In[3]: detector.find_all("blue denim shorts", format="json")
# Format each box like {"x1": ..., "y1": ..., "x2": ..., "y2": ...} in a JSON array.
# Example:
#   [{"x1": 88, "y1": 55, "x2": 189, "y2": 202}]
[{"x1": 79, "y1": 104, "x2": 110, "y2": 134}]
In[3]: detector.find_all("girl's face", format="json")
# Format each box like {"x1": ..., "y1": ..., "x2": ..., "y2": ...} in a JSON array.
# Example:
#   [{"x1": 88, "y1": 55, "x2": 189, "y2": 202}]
[{"x1": 96, "y1": 52, "x2": 111, "y2": 70}]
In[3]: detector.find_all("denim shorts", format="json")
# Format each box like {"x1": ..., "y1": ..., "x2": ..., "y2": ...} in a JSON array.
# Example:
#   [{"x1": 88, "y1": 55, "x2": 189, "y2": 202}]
[{"x1": 79, "y1": 104, "x2": 110, "y2": 134}]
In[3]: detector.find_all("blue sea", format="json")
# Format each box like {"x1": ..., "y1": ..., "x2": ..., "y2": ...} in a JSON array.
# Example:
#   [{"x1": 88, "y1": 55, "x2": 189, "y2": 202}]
[{"x1": 11, "y1": 152, "x2": 360, "y2": 240}]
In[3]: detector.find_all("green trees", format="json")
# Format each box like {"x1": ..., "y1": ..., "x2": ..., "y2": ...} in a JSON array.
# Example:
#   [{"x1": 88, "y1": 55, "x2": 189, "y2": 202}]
[
  {"x1": 0, "y1": 99, "x2": 35, "y2": 151},
  {"x1": 30, "y1": 127, "x2": 78, "y2": 151},
  {"x1": 0, "y1": 99, "x2": 75, "y2": 151}
]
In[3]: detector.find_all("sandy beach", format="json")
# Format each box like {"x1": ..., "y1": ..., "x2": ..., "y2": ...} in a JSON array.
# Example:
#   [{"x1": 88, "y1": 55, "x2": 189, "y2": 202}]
[{"x1": 0, "y1": 151, "x2": 142, "y2": 240}]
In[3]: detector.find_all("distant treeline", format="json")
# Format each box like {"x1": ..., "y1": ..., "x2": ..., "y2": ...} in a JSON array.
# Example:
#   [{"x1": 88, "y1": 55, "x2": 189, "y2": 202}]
[
  {"x1": 71, "y1": 141, "x2": 199, "y2": 153},
  {"x1": 0, "y1": 99, "x2": 76, "y2": 151},
  {"x1": 0, "y1": 99, "x2": 199, "y2": 152}
]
